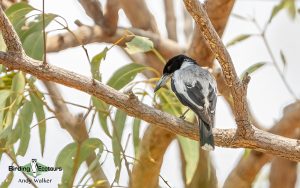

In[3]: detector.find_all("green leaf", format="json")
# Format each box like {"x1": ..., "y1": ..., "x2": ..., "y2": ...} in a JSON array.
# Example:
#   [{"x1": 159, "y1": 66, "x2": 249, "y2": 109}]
[
  {"x1": 243, "y1": 149, "x2": 251, "y2": 159},
  {"x1": 269, "y1": 1, "x2": 286, "y2": 23},
  {"x1": 77, "y1": 151, "x2": 103, "y2": 187},
  {"x1": 280, "y1": 50, "x2": 287, "y2": 68},
  {"x1": 112, "y1": 110, "x2": 127, "y2": 183},
  {"x1": 231, "y1": 13, "x2": 249, "y2": 21},
  {"x1": 156, "y1": 88, "x2": 182, "y2": 116},
  {"x1": 268, "y1": 0, "x2": 296, "y2": 23},
  {"x1": 132, "y1": 118, "x2": 141, "y2": 156},
  {"x1": 177, "y1": 136, "x2": 199, "y2": 184},
  {"x1": 91, "y1": 47, "x2": 108, "y2": 81},
  {"x1": 240, "y1": 62, "x2": 266, "y2": 80},
  {"x1": 5, "y1": 2, "x2": 35, "y2": 17},
  {"x1": 79, "y1": 138, "x2": 104, "y2": 163},
  {"x1": 56, "y1": 142, "x2": 78, "y2": 187},
  {"x1": 6, "y1": 3, "x2": 57, "y2": 60},
  {"x1": 15, "y1": 100, "x2": 33, "y2": 156},
  {"x1": 56, "y1": 138, "x2": 103, "y2": 187},
  {"x1": 107, "y1": 63, "x2": 147, "y2": 90},
  {"x1": 22, "y1": 15, "x2": 57, "y2": 60},
  {"x1": 91, "y1": 97, "x2": 111, "y2": 137},
  {"x1": 30, "y1": 92, "x2": 46, "y2": 156},
  {"x1": 285, "y1": 0, "x2": 296, "y2": 19},
  {"x1": 1, "y1": 72, "x2": 25, "y2": 132},
  {"x1": 226, "y1": 34, "x2": 252, "y2": 47},
  {"x1": 11, "y1": 72, "x2": 25, "y2": 99},
  {"x1": 125, "y1": 36, "x2": 154, "y2": 54},
  {"x1": 0, "y1": 171, "x2": 14, "y2": 188},
  {"x1": 0, "y1": 90, "x2": 11, "y2": 126}
]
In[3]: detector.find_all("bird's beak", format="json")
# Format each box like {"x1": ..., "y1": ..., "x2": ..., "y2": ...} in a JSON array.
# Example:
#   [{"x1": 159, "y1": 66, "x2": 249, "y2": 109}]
[{"x1": 154, "y1": 74, "x2": 171, "y2": 92}]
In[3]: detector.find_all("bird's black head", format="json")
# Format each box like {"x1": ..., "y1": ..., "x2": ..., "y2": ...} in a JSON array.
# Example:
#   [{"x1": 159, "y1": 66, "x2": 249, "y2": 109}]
[
  {"x1": 154, "y1": 54, "x2": 196, "y2": 92},
  {"x1": 163, "y1": 54, "x2": 196, "y2": 74}
]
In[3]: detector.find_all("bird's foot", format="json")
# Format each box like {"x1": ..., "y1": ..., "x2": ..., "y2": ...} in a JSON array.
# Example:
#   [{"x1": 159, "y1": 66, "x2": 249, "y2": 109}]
[{"x1": 179, "y1": 114, "x2": 186, "y2": 120}]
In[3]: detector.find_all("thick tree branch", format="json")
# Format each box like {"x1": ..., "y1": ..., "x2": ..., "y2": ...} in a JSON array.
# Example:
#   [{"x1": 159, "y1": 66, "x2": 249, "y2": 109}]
[
  {"x1": 103, "y1": 0, "x2": 119, "y2": 35},
  {"x1": 188, "y1": 0, "x2": 235, "y2": 67},
  {"x1": 130, "y1": 126, "x2": 175, "y2": 188},
  {"x1": 119, "y1": 0, "x2": 159, "y2": 34},
  {"x1": 183, "y1": 0, "x2": 252, "y2": 135},
  {"x1": 164, "y1": 0, "x2": 177, "y2": 41},
  {"x1": 187, "y1": 149, "x2": 218, "y2": 188},
  {"x1": 224, "y1": 101, "x2": 300, "y2": 187},
  {"x1": 78, "y1": 0, "x2": 104, "y2": 26},
  {"x1": 0, "y1": 53, "x2": 299, "y2": 161},
  {"x1": 0, "y1": 5, "x2": 23, "y2": 54},
  {"x1": 269, "y1": 157, "x2": 298, "y2": 188},
  {"x1": 46, "y1": 26, "x2": 183, "y2": 59}
]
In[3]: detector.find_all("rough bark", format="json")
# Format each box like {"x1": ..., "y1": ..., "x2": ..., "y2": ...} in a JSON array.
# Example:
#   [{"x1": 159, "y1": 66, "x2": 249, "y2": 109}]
[
  {"x1": 224, "y1": 102, "x2": 300, "y2": 187},
  {"x1": 0, "y1": 53, "x2": 299, "y2": 161},
  {"x1": 188, "y1": 0, "x2": 235, "y2": 67}
]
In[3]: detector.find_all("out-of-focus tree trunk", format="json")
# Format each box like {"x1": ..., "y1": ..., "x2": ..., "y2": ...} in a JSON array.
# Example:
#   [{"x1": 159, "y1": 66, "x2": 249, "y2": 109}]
[
  {"x1": 269, "y1": 157, "x2": 298, "y2": 188},
  {"x1": 131, "y1": 126, "x2": 175, "y2": 188}
]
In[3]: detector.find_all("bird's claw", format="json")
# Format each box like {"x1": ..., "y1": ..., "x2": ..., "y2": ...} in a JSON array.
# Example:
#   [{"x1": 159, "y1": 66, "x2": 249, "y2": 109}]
[{"x1": 179, "y1": 114, "x2": 186, "y2": 120}]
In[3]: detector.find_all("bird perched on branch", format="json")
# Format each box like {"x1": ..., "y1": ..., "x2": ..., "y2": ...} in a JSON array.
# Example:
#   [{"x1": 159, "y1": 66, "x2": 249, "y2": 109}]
[{"x1": 154, "y1": 54, "x2": 217, "y2": 151}]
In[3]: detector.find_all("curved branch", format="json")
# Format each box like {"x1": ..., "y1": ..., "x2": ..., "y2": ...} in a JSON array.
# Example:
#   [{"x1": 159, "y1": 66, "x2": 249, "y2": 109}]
[
  {"x1": 0, "y1": 6, "x2": 23, "y2": 54},
  {"x1": 46, "y1": 26, "x2": 184, "y2": 59},
  {"x1": 224, "y1": 101, "x2": 300, "y2": 187},
  {"x1": 78, "y1": 0, "x2": 104, "y2": 25},
  {"x1": 0, "y1": 53, "x2": 299, "y2": 161},
  {"x1": 164, "y1": 0, "x2": 177, "y2": 41},
  {"x1": 188, "y1": 0, "x2": 235, "y2": 67}
]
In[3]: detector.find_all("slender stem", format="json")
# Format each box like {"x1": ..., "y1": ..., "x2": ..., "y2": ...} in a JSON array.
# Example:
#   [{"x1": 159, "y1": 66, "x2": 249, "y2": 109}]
[
  {"x1": 252, "y1": 19, "x2": 298, "y2": 100},
  {"x1": 42, "y1": 0, "x2": 47, "y2": 65},
  {"x1": 108, "y1": 114, "x2": 132, "y2": 185},
  {"x1": 152, "y1": 49, "x2": 166, "y2": 64},
  {"x1": 30, "y1": 116, "x2": 56, "y2": 129},
  {"x1": 261, "y1": 37, "x2": 297, "y2": 100}
]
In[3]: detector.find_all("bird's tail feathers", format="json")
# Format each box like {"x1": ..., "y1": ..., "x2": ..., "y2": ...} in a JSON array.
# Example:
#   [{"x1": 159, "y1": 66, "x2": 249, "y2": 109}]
[{"x1": 199, "y1": 120, "x2": 215, "y2": 151}]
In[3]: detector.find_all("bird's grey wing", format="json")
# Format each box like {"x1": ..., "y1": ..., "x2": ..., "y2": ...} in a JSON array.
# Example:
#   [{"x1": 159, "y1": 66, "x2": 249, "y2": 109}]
[
  {"x1": 186, "y1": 68, "x2": 217, "y2": 125},
  {"x1": 183, "y1": 79, "x2": 212, "y2": 125},
  {"x1": 207, "y1": 83, "x2": 217, "y2": 126}
]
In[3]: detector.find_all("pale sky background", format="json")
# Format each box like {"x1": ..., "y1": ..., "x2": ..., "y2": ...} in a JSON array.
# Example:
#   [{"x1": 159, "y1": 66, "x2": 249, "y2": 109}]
[{"x1": 0, "y1": 0, "x2": 300, "y2": 188}]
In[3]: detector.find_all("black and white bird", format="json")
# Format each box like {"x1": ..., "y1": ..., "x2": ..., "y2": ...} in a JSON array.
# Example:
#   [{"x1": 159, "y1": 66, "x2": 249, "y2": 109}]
[{"x1": 154, "y1": 54, "x2": 217, "y2": 151}]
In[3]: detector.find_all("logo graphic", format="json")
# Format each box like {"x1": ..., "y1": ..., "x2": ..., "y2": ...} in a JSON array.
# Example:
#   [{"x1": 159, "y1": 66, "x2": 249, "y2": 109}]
[
  {"x1": 9, "y1": 159, "x2": 62, "y2": 178},
  {"x1": 8, "y1": 159, "x2": 62, "y2": 184},
  {"x1": 31, "y1": 159, "x2": 38, "y2": 178}
]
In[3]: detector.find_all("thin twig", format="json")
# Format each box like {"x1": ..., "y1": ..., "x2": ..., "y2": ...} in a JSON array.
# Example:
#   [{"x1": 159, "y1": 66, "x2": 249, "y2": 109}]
[
  {"x1": 108, "y1": 114, "x2": 132, "y2": 183},
  {"x1": 42, "y1": 0, "x2": 47, "y2": 65},
  {"x1": 252, "y1": 18, "x2": 298, "y2": 100}
]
